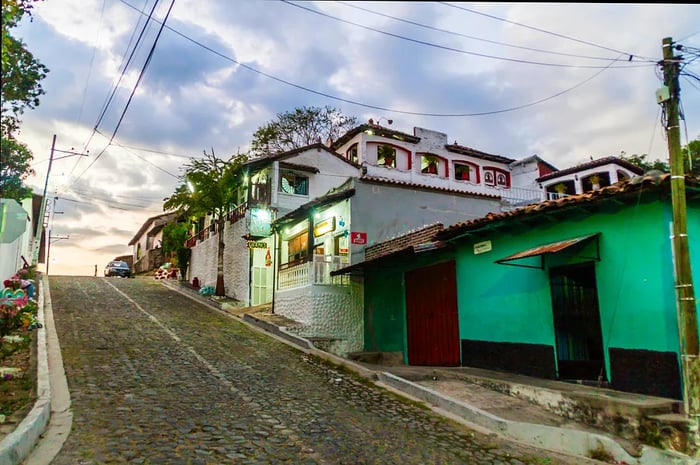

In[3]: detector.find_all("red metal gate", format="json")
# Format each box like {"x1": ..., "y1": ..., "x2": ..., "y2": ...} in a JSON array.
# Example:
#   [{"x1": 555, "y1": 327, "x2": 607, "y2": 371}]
[{"x1": 405, "y1": 261, "x2": 460, "y2": 366}]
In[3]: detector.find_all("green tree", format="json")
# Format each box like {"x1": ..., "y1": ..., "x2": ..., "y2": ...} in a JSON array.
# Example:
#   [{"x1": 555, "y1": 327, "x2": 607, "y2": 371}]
[
  {"x1": 1, "y1": 0, "x2": 49, "y2": 200},
  {"x1": 682, "y1": 137, "x2": 699, "y2": 176},
  {"x1": 250, "y1": 106, "x2": 358, "y2": 157},
  {"x1": 161, "y1": 221, "x2": 191, "y2": 281},
  {"x1": 620, "y1": 152, "x2": 670, "y2": 173},
  {"x1": 164, "y1": 149, "x2": 247, "y2": 296}
]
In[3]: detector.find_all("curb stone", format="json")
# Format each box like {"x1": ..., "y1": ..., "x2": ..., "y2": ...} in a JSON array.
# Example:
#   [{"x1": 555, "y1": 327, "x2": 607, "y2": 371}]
[{"x1": 0, "y1": 276, "x2": 51, "y2": 465}]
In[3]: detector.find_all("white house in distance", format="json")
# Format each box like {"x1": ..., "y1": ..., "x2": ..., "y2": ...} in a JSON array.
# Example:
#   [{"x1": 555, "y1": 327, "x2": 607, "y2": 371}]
[{"x1": 129, "y1": 211, "x2": 179, "y2": 274}]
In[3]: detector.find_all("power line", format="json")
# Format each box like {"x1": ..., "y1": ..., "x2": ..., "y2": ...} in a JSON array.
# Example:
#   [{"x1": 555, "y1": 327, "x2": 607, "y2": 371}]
[
  {"x1": 337, "y1": 1, "x2": 625, "y2": 62},
  {"x1": 118, "y1": 0, "x2": 629, "y2": 118},
  {"x1": 67, "y1": 0, "x2": 159, "y2": 182},
  {"x1": 439, "y1": 2, "x2": 656, "y2": 62},
  {"x1": 282, "y1": 0, "x2": 651, "y2": 69},
  {"x1": 70, "y1": 0, "x2": 175, "y2": 187}
]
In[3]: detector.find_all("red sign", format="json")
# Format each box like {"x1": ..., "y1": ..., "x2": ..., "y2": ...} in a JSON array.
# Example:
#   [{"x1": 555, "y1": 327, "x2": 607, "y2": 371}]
[{"x1": 350, "y1": 232, "x2": 367, "y2": 245}]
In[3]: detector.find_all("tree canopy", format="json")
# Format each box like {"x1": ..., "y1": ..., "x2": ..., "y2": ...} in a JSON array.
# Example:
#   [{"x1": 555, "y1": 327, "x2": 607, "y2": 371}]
[
  {"x1": 164, "y1": 149, "x2": 248, "y2": 221},
  {"x1": 620, "y1": 137, "x2": 699, "y2": 176},
  {"x1": 1, "y1": 0, "x2": 49, "y2": 200},
  {"x1": 250, "y1": 106, "x2": 358, "y2": 157}
]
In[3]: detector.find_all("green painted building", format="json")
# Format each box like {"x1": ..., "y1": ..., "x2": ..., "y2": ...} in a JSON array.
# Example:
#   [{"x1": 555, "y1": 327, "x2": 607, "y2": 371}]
[{"x1": 347, "y1": 174, "x2": 699, "y2": 399}]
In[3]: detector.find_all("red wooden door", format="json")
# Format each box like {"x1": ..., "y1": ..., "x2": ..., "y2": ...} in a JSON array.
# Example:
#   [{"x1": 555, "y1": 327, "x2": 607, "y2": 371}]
[{"x1": 405, "y1": 261, "x2": 460, "y2": 366}]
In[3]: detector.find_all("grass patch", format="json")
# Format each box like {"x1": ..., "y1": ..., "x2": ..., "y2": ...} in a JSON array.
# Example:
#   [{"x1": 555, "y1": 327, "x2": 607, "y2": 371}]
[{"x1": 0, "y1": 331, "x2": 37, "y2": 424}]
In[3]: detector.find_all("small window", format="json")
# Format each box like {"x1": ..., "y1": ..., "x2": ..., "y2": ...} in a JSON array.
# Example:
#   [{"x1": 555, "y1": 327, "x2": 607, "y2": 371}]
[
  {"x1": 483, "y1": 167, "x2": 510, "y2": 187},
  {"x1": 377, "y1": 145, "x2": 396, "y2": 168},
  {"x1": 279, "y1": 171, "x2": 308, "y2": 195},
  {"x1": 421, "y1": 155, "x2": 440, "y2": 175},
  {"x1": 454, "y1": 163, "x2": 471, "y2": 181},
  {"x1": 287, "y1": 231, "x2": 308, "y2": 263},
  {"x1": 346, "y1": 143, "x2": 358, "y2": 164}
]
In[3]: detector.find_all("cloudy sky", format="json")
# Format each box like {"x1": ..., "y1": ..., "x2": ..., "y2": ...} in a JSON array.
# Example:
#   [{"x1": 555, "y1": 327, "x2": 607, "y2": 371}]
[{"x1": 12, "y1": 1, "x2": 700, "y2": 276}]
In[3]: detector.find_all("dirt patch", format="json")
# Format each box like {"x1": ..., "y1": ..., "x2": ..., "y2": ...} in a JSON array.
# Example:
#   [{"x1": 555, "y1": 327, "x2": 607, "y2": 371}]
[{"x1": 0, "y1": 330, "x2": 37, "y2": 438}]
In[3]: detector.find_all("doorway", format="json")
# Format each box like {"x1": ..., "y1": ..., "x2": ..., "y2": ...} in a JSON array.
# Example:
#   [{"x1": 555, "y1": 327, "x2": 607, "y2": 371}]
[{"x1": 549, "y1": 262, "x2": 606, "y2": 381}]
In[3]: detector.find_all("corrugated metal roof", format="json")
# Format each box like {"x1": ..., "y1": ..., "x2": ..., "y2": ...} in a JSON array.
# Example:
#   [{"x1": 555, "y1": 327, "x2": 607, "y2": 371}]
[{"x1": 495, "y1": 233, "x2": 599, "y2": 266}]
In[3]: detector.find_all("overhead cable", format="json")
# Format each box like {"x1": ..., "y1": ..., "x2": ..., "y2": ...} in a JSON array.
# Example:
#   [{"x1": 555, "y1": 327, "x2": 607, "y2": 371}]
[
  {"x1": 282, "y1": 0, "x2": 651, "y2": 69},
  {"x1": 119, "y1": 0, "x2": 629, "y2": 117}
]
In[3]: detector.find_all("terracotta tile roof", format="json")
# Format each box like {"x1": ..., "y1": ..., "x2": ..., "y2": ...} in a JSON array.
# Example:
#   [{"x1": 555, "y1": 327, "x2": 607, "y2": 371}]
[
  {"x1": 364, "y1": 223, "x2": 444, "y2": 262},
  {"x1": 279, "y1": 161, "x2": 320, "y2": 174},
  {"x1": 445, "y1": 143, "x2": 515, "y2": 164},
  {"x1": 331, "y1": 124, "x2": 421, "y2": 149},
  {"x1": 129, "y1": 212, "x2": 180, "y2": 246},
  {"x1": 436, "y1": 172, "x2": 699, "y2": 241},
  {"x1": 244, "y1": 143, "x2": 361, "y2": 171},
  {"x1": 359, "y1": 175, "x2": 501, "y2": 199},
  {"x1": 536, "y1": 156, "x2": 644, "y2": 182}
]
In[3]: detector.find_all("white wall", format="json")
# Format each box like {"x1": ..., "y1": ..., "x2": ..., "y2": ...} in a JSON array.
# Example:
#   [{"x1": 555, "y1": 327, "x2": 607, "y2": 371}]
[
  {"x1": 188, "y1": 235, "x2": 218, "y2": 289},
  {"x1": 275, "y1": 278, "x2": 364, "y2": 356},
  {"x1": 222, "y1": 218, "x2": 250, "y2": 303}
]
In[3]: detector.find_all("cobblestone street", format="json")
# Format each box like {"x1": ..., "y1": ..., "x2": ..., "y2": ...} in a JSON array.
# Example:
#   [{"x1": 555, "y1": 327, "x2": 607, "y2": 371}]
[{"x1": 48, "y1": 276, "x2": 584, "y2": 464}]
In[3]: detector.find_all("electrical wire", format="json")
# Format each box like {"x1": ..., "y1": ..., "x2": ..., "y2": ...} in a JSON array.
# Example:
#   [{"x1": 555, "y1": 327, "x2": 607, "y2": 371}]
[
  {"x1": 336, "y1": 1, "x2": 624, "y2": 62},
  {"x1": 70, "y1": 0, "x2": 175, "y2": 187},
  {"x1": 66, "y1": 0, "x2": 159, "y2": 183},
  {"x1": 119, "y1": 0, "x2": 629, "y2": 118},
  {"x1": 439, "y1": 2, "x2": 656, "y2": 62},
  {"x1": 282, "y1": 0, "x2": 651, "y2": 69}
]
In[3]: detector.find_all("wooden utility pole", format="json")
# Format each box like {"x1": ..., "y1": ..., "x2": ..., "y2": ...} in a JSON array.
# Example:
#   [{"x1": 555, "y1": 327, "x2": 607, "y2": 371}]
[
  {"x1": 33, "y1": 135, "x2": 56, "y2": 266},
  {"x1": 661, "y1": 37, "x2": 699, "y2": 419}
]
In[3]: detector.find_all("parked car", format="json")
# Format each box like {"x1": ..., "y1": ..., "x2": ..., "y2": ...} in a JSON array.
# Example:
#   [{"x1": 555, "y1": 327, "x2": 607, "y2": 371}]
[{"x1": 104, "y1": 261, "x2": 132, "y2": 278}]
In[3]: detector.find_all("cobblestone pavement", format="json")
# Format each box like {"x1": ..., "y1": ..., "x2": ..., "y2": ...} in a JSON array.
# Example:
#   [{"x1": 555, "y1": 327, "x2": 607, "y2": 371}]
[{"x1": 48, "y1": 276, "x2": 588, "y2": 465}]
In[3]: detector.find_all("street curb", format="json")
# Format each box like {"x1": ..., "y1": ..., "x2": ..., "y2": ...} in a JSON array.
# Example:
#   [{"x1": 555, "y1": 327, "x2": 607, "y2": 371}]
[
  {"x1": 0, "y1": 276, "x2": 51, "y2": 465},
  {"x1": 377, "y1": 372, "x2": 698, "y2": 465},
  {"x1": 240, "y1": 314, "x2": 315, "y2": 350}
]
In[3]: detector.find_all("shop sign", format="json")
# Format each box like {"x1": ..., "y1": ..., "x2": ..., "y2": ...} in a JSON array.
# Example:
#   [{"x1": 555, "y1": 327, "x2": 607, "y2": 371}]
[{"x1": 350, "y1": 232, "x2": 367, "y2": 245}]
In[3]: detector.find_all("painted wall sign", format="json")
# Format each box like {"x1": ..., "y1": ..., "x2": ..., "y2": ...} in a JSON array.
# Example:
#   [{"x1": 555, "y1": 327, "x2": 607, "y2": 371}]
[
  {"x1": 351, "y1": 232, "x2": 367, "y2": 245},
  {"x1": 247, "y1": 241, "x2": 268, "y2": 249},
  {"x1": 313, "y1": 217, "x2": 336, "y2": 237},
  {"x1": 473, "y1": 240, "x2": 492, "y2": 255}
]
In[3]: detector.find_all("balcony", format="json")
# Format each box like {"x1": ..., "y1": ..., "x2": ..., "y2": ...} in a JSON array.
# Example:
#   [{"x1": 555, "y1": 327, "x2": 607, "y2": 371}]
[{"x1": 278, "y1": 255, "x2": 350, "y2": 291}]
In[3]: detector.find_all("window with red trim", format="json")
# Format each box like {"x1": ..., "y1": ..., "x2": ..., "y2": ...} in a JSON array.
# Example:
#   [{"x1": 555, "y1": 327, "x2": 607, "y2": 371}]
[
  {"x1": 454, "y1": 161, "x2": 480, "y2": 183},
  {"x1": 483, "y1": 167, "x2": 510, "y2": 187}
]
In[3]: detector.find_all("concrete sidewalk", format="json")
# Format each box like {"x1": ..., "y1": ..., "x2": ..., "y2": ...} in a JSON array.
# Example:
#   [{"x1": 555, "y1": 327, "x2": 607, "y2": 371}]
[{"x1": 159, "y1": 281, "x2": 698, "y2": 465}]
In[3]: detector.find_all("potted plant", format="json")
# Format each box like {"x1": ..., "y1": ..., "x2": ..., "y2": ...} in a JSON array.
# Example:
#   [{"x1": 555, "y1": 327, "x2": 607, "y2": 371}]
[
  {"x1": 554, "y1": 183, "x2": 567, "y2": 195},
  {"x1": 589, "y1": 174, "x2": 601, "y2": 190}
]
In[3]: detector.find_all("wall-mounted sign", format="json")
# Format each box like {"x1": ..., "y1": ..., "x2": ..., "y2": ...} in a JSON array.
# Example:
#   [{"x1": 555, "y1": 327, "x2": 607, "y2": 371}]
[
  {"x1": 249, "y1": 208, "x2": 272, "y2": 237},
  {"x1": 351, "y1": 232, "x2": 367, "y2": 245},
  {"x1": 247, "y1": 241, "x2": 268, "y2": 249},
  {"x1": 313, "y1": 217, "x2": 336, "y2": 237},
  {"x1": 473, "y1": 240, "x2": 492, "y2": 255}
]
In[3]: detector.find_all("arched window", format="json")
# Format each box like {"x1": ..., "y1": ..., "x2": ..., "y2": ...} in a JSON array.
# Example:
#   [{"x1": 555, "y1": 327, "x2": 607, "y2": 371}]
[
  {"x1": 377, "y1": 145, "x2": 396, "y2": 168},
  {"x1": 483, "y1": 166, "x2": 510, "y2": 187},
  {"x1": 346, "y1": 143, "x2": 358, "y2": 164},
  {"x1": 454, "y1": 161, "x2": 480, "y2": 183}
]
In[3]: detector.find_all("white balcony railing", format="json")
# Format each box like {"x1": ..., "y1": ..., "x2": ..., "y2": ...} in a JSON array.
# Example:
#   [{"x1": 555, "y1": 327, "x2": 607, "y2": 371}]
[{"x1": 278, "y1": 255, "x2": 350, "y2": 290}]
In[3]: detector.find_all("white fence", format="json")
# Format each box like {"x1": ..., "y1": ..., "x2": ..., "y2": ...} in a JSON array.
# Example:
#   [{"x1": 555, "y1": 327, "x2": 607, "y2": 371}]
[{"x1": 278, "y1": 255, "x2": 350, "y2": 290}]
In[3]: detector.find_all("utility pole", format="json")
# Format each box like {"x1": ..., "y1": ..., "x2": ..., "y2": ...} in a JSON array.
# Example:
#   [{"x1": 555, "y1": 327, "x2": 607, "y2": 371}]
[
  {"x1": 33, "y1": 135, "x2": 56, "y2": 266},
  {"x1": 661, "y1": 37, "x2": 699, "y2": 420},
  {"x1": 32, "y1": 134, "x2": 88, "y2": 269}
]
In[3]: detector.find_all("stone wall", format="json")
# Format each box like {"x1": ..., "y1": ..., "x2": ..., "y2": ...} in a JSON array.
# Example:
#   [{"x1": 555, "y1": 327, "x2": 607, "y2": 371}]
[{"x1": 275, "y1": 279, "x2": 364, "y2": 356}]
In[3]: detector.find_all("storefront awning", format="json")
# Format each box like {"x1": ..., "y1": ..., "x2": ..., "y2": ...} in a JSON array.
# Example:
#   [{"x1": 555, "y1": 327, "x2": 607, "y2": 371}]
[{"x1": 495, "y1": 233, "x2": 600, "y2": 269}]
